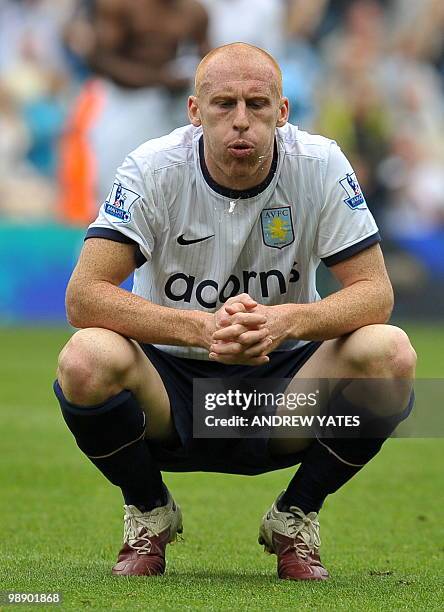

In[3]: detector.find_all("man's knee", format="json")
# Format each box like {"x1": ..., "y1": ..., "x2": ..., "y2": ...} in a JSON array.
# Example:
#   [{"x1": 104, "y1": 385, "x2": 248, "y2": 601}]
[
  {"x1": 343, "y1": 324, "x2": 417, "y2": 378},
  {"x1": 57, "y1": 328, "x2": 136, "y2": 405}
]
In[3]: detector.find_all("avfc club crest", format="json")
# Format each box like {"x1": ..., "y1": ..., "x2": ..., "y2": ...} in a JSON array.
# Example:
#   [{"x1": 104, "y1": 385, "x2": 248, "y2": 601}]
[
  {"x1": 261, "y1": 206, "x2": 295, "y2": 249},
  {"x1": 339, "y1": 173, "x2": 367, "y2": 210},
  {"x1": 104, "y1": 182, "x2": 141, "y2": 223}
]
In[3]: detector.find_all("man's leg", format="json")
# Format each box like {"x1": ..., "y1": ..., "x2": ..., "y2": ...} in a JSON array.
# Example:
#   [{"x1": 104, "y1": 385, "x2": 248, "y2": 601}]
[
  {"x1": 54, "y1": 327, "x2": 182, "y2": 576},
  {"x1": 261, "y1": 324, "x2": 416, "y2": 580}
]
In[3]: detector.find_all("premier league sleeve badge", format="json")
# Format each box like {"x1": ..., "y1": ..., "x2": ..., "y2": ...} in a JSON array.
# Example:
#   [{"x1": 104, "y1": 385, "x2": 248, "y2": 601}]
[
  {"x1": 339, "y1": 173, "x2": 367, "y2": 210},
  {"x1": 104, "y1": 182, "x2": 142, "y2": 224}
]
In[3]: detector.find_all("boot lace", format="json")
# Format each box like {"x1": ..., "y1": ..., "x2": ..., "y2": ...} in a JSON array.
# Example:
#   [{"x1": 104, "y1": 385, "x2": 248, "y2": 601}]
[
  {"x1": 285, "y1": 506, "x2": 321, "y2": 559},
  {"x1": 123, "y1": 509, "x2": 161, "y2": 555}
]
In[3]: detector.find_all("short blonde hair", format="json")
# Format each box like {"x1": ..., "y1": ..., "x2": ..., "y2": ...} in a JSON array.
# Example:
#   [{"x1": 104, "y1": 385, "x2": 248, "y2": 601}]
[{"x1": 195, "y1": 42, "x2": 283, "y2": 97}]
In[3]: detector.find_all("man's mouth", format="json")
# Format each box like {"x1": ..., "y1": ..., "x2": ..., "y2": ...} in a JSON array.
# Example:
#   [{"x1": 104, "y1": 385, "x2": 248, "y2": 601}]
[{"x1": 227, "y1": 141, "x2": 255, "y2": 158}]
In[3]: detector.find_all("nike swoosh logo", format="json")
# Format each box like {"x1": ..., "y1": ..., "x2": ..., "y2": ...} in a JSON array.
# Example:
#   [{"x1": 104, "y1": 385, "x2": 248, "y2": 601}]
[{"x1": 177, "y1": 234, "x2": 214, "y2": 245}]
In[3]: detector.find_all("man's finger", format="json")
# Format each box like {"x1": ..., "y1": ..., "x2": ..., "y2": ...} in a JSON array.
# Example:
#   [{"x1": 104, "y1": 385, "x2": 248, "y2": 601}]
[
  {"x1": 212, "y1": 323, "x2": 250, "y2": 341},
  {"x1": 229, "y1": 312, "x2": 267, "y2": 327},
  {"x1": 214, "y1": 326, "x2": 270, "y2": 345},
  {"x1": 209, "y1": 341, "x2": 244, "y2": 355},
  {"x1": 213, "y1": 317, "x2": 267, "y2": 340},
  {"x1": 225, "y1": 301, "x2": 256, "y2": 315},
  {"x1": 243, "y1": 337, "x2": 273, "y2": 358},
  {"x1": 209, "y1": 352, "x2": 270, "y2": 366},
  {"x1": 218, "y1": 302, "x2": 246, "y2": 327},
  {"x1": 217, "y1": 312, "x2": 267, "y2": 330},
  {"x1": 224, "y1": 293, "x2": 257, "y2": 308},
  {"x1": 224, "y1": 302, "x2": 246, "y2": 315},
  {"x1": 236, "y1": 327, "x2": 270, "y2": 345}
]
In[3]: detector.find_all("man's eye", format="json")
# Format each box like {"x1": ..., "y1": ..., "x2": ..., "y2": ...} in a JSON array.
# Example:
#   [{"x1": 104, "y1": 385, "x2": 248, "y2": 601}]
[
  {"x1": 218, "y1": 101, "x2": 234, "y2": 108},
  {"x1": 248, "y1": 100, "x2": 266, "y2": 109}
]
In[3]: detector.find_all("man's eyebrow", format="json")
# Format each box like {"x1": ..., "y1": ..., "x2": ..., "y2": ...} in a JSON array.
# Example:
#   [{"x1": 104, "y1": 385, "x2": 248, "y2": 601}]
[
  {"x1": 246, "y1": 95, "x2": 272, "y2": 101},
  {"x1": 208, "y1": 90, "x2": 273, "y2": 98},
  {"x1": 209, "y1": 92, "x2": 237, "y2": 99}
]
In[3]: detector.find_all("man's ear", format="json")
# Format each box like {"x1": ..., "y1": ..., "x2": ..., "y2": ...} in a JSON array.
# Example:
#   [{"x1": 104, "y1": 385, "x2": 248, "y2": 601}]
[
  {"x1": 276, "y1": 97, "x2": 289, "y2": 128},
  {"x1": 188, "y1": 96, "x2": 201, "y2": 126}
]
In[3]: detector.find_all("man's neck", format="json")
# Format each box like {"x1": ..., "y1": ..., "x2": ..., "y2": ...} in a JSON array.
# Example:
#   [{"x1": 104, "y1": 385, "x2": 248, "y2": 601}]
[
  {"x1": 199, "y1": 137, "x2": 278, "y2": 198},
  {"x1": 205, "y1": 156, "x2": 274, "y2": 191}
]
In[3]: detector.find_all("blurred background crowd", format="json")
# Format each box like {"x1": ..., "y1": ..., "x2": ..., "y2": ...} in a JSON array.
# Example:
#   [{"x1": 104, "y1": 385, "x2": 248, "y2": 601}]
[{"x1": 0, "y1": 0, "x2": 443, "y2": 317}]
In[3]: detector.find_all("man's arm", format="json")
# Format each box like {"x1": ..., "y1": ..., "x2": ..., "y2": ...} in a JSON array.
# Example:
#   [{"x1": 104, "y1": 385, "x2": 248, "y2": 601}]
[
  {"x1": 66, "y1": 238, "x2": 268, "y2": 359},
  {"x1": 66, "y1": 238, "x2": 210, "y2": 346},
  {"x1": 277, "y1": 244, "x2": 394, "y2": 342}
]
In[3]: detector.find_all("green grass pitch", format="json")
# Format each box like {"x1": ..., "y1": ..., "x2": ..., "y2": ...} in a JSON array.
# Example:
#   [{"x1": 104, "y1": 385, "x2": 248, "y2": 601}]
[{"x1": 0, "y1": 325, "x2": 443, "y2": 611}]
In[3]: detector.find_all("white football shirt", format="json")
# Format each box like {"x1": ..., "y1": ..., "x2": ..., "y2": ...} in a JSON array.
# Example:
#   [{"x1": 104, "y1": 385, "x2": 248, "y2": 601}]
[{"x1": 87, "y1": 123, "x2": 380, "y2": 359}]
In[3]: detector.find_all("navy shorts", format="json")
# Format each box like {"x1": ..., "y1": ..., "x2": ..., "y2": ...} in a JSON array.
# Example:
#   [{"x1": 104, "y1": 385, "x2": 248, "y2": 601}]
[{"x1": 139, "y1": 342, "x2": 322, "y2": 476}]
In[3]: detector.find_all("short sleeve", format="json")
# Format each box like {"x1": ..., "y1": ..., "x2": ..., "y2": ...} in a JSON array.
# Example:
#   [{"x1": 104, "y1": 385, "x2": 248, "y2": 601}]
[
  {"x1": 86, "y1": 154, "x2": 161, "y2": 262},
  {"x1": 314, "y1": 142, "x2": 380, "y2": 266}
]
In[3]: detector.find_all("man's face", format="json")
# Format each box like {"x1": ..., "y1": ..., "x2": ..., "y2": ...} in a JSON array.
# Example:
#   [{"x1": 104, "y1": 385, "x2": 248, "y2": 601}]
[{"x1": 189, "y1": 56, "x2": 288, "y2": 188}]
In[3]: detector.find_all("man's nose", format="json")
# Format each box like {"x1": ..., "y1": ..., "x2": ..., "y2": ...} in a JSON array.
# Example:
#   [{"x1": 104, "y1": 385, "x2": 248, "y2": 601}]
[{"x1": 232, "y1": 102, "x2": 249, "y2": 132}]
